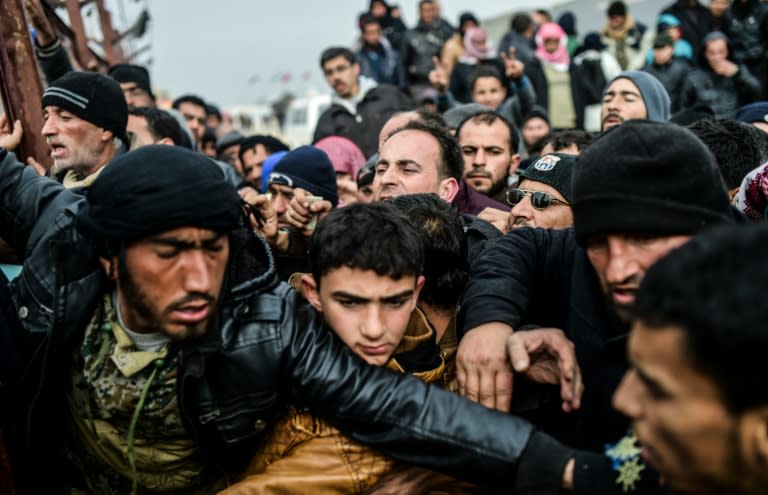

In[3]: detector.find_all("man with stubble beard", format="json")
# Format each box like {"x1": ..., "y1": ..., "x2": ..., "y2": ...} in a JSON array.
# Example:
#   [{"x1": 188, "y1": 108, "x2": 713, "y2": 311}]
[
  {"x1": 456, "y1": 110, "x2": 520, "y2": 205},
  {"x1": 41, "y1": 72, "x2": 127, "y2": 188},
  {"x1": 600, "y1": 71, "x2": 671, "y2": 131},
  {"x1": 455, "y1": 121, "x2": 733, "y2": 493}
]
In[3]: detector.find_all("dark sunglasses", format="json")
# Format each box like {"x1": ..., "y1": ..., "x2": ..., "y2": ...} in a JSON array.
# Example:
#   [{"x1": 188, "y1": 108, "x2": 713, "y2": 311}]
[{"x1": 506, "y1": 188, "x2": 570, "y2": 210}]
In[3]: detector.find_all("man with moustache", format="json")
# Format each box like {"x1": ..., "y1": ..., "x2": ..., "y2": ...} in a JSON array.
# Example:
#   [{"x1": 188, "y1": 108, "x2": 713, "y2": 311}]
[
  {"x1": 506, "y1": 153, "x2": 575, "y2": 232},
  {"x1": 600, "y1": 71, "x2": 671, "y2": 131},
  {"x1": 0, "y1": 142, "x2": 588, "y2": 495},
  {"x1": 455, "y1": 111, "x2": 520, "y2": 204},
  {"x1": 314, "y1": 46, "x2": 412, "y2": 157},
  {"x1": 456, "y1": 121, "x2": 732, "y2": 492},
  {"x1": 40, "y1": 72, "x2": 127, "y2": 188},
  {"x1": 614, "y1": 222, "x2": 768, "y2": 495}
]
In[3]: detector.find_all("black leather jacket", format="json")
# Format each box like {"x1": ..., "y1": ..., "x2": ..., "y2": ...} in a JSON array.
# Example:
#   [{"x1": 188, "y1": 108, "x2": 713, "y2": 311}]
[{"x1": 0, "y1": 148, "x2": 572, "y2": 494}]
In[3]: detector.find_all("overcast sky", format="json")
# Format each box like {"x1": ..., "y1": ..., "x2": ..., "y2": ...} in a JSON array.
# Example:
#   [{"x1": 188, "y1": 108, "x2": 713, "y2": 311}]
[
  {"x1": 133, "y1": 0, "x2": 661, "y2": 107},
  {"x1": 143, "y1": 0, "x2": 558, "y2": 107}
]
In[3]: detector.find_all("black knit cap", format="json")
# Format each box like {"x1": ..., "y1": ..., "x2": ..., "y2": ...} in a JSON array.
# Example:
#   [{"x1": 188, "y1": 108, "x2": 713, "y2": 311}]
[
  {"x1": 520, "y1": 153, "x2": 577, "y2": 203},
  {"x1": 269, "y1": 146, "x2": 339, "y2": 207},
  {"x1": 607, "y1": 1, "x2": 626, "y2": 17},
  {"x1": 572, "y1": 120, "x2": 731, "y2": 246},
  {"x1": 77, "y1": 145, "x2": 242, "y2": 242},
  {"x1": 108, "y1": 63, "x2": 155, "y2": 100},
  {"x1": 42, "y1": 71, "x2": 128, "y2": 145}
]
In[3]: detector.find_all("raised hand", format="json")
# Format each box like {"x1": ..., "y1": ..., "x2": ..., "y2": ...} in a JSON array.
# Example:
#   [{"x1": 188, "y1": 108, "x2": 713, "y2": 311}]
[
  {"x1": 0, "y1": 113, "x2": 23, "y2": 152},
  {"x1": 428, "y1": 56, "x2": 449, "y2": 94},
  {"x1": 501, "y1": 47, "x2": 525, "y2": 80}
]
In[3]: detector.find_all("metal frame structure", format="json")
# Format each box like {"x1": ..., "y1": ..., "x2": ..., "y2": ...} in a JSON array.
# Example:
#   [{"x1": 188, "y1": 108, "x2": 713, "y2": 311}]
[{"x1": 0, "y1": 0, "x2": 148, "y2": 166}]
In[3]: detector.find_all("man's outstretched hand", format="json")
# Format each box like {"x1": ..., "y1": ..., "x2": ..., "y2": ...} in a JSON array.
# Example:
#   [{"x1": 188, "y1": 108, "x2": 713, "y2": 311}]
[{"x1": 507, "y1": 328, "x2": 583, "y2": 412}]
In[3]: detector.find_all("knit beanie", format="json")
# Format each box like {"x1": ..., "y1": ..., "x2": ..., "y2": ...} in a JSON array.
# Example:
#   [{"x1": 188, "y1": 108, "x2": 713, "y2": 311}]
[
  {"x1": 607, "y1": 1, "x2": 626, "y2": 17},
  {"x1": 735, "y1": 101, "x2": 768, "y2": 125},
  {"x1": 107, "y1": 63, "x2": 155, "y2": 100},
  {"x1": 572, "y1": 120, "x2": 731, "y2": 245},
  {"x1": 261, "y1": 151, "x2": 288, "y2": 193},
  {"x1": 604, "y1": 71, "x2": 671, "y2": 123},
  {"x1": 269, "y1": 146, "x2": 339, "y2": 207},
  {"x1": 77, "y1": 145, "x2": 242, "y2": 243},
  {"x1": 313, "y1": 136, "x2": 366, "y2": 178},
  {"x1": 444, "y1": 103, "x2": 491, "y2": 129},
  {"x1": 520, "y1": 153, "x2": 577, "y2": 203},
  {"x1": 42, "y1": 72, "x2": 128, "y2": 145}
]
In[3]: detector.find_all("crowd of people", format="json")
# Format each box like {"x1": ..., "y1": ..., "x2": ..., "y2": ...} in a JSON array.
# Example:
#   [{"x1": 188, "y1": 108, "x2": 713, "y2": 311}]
[{"x1": 1, "y1": 0, "x2": 768, "y2": 494}]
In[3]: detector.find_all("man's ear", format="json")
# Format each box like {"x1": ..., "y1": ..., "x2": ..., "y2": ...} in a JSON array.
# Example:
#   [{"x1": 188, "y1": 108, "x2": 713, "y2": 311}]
[
  {"x1": 438, "y1": 177, "x2": 460, "y2": 203},
  {"x1": 100, "y1": 129, "x2": 115, "y2": 144},
  {"x1": 98, "y1": 256, "x2": 119, "y2": 280},
  {"x1": 157, "y1": 137, "x2": 175, "y2": 146},
  {"x1": 411, "y1": 275, "x2": 426, "y2": 309},
  {"x1": 738, "y1": 406, "x2": 768, "y2": 482},
  {"x1": 301, "y1": 274, "x2": 323, "y2": 312},
  {"x1": 509, "y1": 153, "x2": 521, "y2": 176}
]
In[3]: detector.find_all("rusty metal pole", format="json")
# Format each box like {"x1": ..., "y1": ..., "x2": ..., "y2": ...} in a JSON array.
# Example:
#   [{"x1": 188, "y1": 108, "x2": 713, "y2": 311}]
[
  {"x1": 0, "y1": 0, "x2": 51, "y2": 167},
  {"x1": 64, "y1": 0, "x2": 97, "y2": 70},
  {"x1": 95, "y1": 0, "x2": 121, "y2": 65}
]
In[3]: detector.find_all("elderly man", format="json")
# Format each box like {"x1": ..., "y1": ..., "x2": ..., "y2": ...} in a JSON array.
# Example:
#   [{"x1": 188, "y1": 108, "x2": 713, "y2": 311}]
[
  {"x1": 507, "y1": 153, "x2": 575, "y2": 231},
  {"x1": 38, "y1": 72, "x2": 127, "y2": 188},
  {"x1": 601, "y1": 71, "x2": 671, "y2": 131},
  {"x1": 457, "y1": 121, "x2": 732, "y2": 492},
  {"x1": 0, "y1": 143, "x2": 588, "y2": 494}
]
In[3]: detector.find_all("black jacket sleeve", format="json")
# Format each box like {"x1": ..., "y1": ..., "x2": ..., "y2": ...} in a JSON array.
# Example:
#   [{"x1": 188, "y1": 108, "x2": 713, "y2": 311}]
[
  {"x1": 34, "y1": 37, "x2": 74, "y2": 84},
  {"x1": 458, "y1": 227, "x2": 573, "y2": 339},
  {"x1": 283, "y1": 297, "x2": 575, "y2": 493}
]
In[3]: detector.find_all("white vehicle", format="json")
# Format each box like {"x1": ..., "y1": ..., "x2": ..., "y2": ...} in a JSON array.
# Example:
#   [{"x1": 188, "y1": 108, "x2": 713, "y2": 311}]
[{"x1": 282, "y1": 92, "x2": 331, "y2": 148}]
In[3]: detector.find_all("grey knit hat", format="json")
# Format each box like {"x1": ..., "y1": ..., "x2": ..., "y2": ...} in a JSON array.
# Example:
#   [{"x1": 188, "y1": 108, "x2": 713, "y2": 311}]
[{"x1": 603, "y1": 71, "x2": 671, "y2": 123}]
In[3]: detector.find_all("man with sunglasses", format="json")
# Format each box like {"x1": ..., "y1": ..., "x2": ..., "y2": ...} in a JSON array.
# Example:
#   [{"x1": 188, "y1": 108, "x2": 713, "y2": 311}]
[
  {"x1": 456, "y1": 121, "x2": 733, "y2": 492},
  {"x1": 508, "y1": 153, "x2": 575, "y2": 231},
  {"x1": 314, "y1": 46, "x2": 411, "y2": 157}
]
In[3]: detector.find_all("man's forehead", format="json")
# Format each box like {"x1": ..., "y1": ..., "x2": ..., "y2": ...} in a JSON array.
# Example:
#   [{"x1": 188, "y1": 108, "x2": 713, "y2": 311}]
[
  {"x1": 269, "y1": 182, "x2": 294, "y2": 194},
  {"x1": 382, "y1": 130, "x2": 440, "y2": 160},
  {"x1": 323, "y1": 55, "x2": 351, "y2": 69},
  {"x1": 459, "y1": 120, "x2": 509, "y2": 145},
  {"x1": 178, "y1": 101, "x2": 206, "y2": 115},
  {"x1": 606, "y1": 77, "x2": 641, "y2": 95}
]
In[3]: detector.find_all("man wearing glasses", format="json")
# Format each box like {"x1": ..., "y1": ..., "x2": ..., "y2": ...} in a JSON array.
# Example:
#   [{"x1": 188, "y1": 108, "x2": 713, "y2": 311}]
[
  {"x1": 314, "y1": 46, "x2": 411, "y2": 157},
  {"x1": 508, "y1": 153, "x2": 574, "y2": 230}
]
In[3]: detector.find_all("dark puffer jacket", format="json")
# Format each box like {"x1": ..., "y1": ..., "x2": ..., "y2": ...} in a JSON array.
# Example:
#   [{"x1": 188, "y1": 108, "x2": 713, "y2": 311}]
[{"x1": 313, "y1": 83, "x2": 411, "y2": 157}]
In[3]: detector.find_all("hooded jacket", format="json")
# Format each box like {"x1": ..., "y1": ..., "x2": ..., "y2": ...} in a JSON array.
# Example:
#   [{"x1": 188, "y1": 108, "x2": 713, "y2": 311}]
[
  {"x1": 313, "y1": 77, "x2": 411, "y2": 157},
  {"x1": 0, "y1": 147, "x2": 574, "y2": 494}
]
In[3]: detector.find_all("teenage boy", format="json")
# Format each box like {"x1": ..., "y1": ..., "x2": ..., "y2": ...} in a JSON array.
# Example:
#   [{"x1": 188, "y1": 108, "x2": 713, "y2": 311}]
[{"x1": 220, "y1": 202, "x2": 462, "y2": 494}]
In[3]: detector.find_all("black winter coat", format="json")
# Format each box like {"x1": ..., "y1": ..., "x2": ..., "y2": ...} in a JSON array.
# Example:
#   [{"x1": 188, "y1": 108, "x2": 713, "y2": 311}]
[
  {"x1": 313, "y1": 84, "x2": 411, "y2": 157},
  {"x1": 458, "y1": 228, "x2": 666, "y2": 494},
  {"x1": 0, "y1": 148, "x2": 573, "y2": 495}
]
